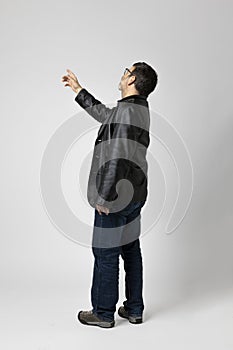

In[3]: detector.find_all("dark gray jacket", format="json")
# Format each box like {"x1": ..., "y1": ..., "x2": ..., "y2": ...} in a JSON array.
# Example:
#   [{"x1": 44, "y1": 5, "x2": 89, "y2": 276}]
[{"x1": 75, "y1": 88, "x2": 150, "y2": 211}]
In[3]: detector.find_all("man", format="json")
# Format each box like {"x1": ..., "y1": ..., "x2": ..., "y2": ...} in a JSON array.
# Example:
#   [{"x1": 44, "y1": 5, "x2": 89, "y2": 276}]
[{"x1": 61, "y1": 62, "x2": 158, "y2": 328}]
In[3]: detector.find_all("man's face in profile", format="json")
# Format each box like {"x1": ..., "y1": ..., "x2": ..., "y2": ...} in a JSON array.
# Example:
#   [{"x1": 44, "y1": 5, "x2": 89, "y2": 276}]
[{"x1": 118, "y1": 65, "x2": 135, "y2": 92}]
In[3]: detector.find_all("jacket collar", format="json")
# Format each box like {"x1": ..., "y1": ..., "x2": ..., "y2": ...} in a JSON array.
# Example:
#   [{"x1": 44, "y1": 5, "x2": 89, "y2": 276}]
[
  {"x1": 117, "y1": 94, "x2": 148, "y2": 106},
  {"x1": 118, "y1": 94, "x2": 147, "y2": 102}
]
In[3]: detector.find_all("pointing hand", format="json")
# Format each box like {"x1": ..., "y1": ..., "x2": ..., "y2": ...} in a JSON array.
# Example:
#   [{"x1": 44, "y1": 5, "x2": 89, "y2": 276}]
[{"x1": 61, "y1": 69, "x2": 83, "y2": 94}]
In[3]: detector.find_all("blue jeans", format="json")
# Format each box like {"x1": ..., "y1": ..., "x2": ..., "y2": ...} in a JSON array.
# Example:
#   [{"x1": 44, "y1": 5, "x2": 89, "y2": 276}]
[{"x1": 91, "y1": 200, "x2": 146, "y2": 322}]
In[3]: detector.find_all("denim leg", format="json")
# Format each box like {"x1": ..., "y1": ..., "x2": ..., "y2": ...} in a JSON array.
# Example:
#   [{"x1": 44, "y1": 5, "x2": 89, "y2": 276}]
[
  {"x1": 91, "y1": 246, "x2": 120, "y2": 322},
  {"x1": 90, "y1": 201, "x2": 145, "y2": 321},
  {"x1": 120, "y1": 239, "x2": 144, "y2": 316}
]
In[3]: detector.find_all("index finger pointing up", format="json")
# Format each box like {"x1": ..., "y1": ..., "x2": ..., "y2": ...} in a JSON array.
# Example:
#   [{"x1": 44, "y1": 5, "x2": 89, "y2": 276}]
[{"x1": 66, "y1": 69, "x2": 76, "y2": 79}]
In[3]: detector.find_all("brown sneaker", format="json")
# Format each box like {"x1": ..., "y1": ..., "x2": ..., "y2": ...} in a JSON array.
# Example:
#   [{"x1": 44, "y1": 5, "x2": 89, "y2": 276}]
[
  {"x1": 118, "y1": 306, "x2": 143, "y2": 324},
  {"x1": 77, "y1": 310, "x2": 115, "y2": 328}
]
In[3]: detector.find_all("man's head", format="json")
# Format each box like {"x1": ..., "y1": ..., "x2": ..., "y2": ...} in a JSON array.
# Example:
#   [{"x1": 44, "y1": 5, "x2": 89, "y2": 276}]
[{"x1": 118, "y1": 62, "x2": 158, "y2": 98}]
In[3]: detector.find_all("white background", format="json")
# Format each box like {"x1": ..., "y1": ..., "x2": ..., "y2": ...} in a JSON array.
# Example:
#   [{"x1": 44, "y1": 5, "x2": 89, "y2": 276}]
[{"x1": 0, "y1": 0, "x2": 233, "y2": 349}]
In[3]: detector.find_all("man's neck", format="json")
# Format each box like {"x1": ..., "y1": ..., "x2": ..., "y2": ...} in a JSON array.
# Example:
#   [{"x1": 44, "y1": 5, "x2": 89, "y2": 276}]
[{"x1": 121, "y1": 91, "x2": 139, "y2": 99}]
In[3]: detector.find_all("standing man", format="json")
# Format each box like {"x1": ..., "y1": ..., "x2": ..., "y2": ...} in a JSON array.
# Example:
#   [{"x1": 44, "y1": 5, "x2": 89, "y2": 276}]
[{"x1": 61, "y1": 62, "x2": 158, "y2": 328}]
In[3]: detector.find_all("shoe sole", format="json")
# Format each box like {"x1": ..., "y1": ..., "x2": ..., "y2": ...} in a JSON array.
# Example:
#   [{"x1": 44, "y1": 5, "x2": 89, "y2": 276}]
[{"x1": 77, "y1": 311, "x2": 115, "y2": 328}]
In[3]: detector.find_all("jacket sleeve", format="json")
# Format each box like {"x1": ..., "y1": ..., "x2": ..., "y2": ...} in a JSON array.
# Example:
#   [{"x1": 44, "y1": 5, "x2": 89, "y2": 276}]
[
  {"x1": 74, "y1": 88, "x2": 116, "y2": 124},
  {"x1": 95, "y1": 106, "x2": 141, "y2": 207}
]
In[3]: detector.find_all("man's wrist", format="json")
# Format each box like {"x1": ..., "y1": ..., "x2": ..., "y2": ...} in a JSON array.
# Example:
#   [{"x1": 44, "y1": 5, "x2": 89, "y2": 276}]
[{"x1": 75, "y1": 86, "x2": 83, "y2": 95}]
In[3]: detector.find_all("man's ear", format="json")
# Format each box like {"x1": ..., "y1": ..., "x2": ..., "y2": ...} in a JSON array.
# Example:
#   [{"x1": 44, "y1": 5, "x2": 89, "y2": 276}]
[{"x1": 128, "y1": 75, "x2": 136, "y2": 86}]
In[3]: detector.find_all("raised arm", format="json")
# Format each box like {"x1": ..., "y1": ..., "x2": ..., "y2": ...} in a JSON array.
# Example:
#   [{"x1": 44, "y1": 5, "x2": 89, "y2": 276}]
[
  {"x1": 75, "y1": 88, "x2": 116, "y2": 124},
  {"x1": 61, "y1": 69, "x2": 115, "y2": 124}
]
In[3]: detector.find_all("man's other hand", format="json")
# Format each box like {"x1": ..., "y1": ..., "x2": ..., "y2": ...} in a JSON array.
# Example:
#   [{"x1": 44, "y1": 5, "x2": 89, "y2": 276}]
[
  {"x1": 96, "y1": 204, "x2": 110, "y2": 215},
  {"x1": 61, "y1": 69, "x2": 83, "y2": 94}
]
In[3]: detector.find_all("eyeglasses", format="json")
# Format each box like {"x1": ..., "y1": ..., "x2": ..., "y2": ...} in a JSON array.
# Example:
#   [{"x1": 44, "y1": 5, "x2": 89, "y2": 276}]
[{"x1": 124, "y1": 68, "x2": 133, "y2": 76}]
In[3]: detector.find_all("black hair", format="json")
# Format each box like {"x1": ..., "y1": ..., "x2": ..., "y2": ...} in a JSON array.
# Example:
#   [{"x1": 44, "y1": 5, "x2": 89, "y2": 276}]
[{"x1": 131, "y1": 62, "x2": 158, "y2": 97}]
